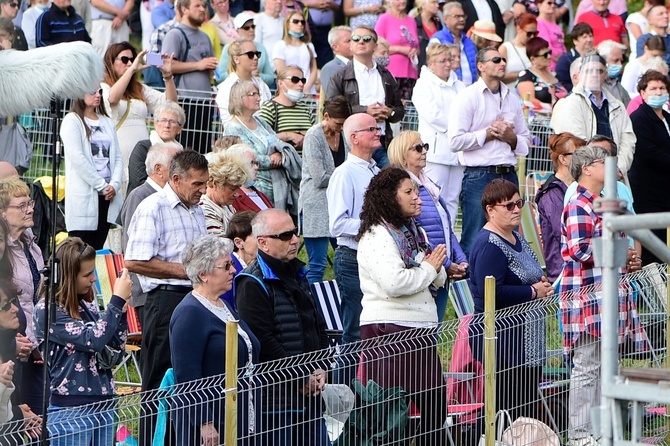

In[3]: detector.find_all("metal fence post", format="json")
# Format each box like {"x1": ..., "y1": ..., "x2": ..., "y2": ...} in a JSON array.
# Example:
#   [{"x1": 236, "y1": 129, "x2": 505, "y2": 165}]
[
  {"x1": 225, "y1": 321, "x2": 239, "y2": 444},
  {"x1": 484, "y1": 275, "x2": 496, "y2": 446}
]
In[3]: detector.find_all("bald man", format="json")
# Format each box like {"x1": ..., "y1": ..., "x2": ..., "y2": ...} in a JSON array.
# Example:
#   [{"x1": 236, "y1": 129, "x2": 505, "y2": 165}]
[{"x1": 0, "y1": 161, "x2": 19, "y2": 179}]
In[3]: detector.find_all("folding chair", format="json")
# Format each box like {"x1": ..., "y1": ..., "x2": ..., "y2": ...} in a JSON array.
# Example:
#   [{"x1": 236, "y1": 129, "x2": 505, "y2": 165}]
[{"x1": 309, "y1": 280, "x2": 343, "y2": 346}]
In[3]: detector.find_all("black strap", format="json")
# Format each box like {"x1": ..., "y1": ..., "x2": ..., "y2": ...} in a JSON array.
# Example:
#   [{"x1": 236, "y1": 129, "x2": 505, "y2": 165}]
[
  {"x1": 174, "y1": 27, "x2": 191, "y2": 88},
  {"x1": 22, "y1": 242, "x2": 40, "y2": 304}
]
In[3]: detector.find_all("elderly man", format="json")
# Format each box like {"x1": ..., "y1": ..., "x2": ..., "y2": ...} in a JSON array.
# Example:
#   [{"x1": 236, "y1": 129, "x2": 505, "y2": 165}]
[
  {"x1": 320, "y1": 25, "x2": 352, "y2": 92},
  {"x1": 551, "y1": 54, "x2": 635, "y2": 182},
  {"x1": 124, "y1": 149, "x2": 208, "y2": 445},
  {"x1": 235, "y1": 209, "x2": 330, "y2": 445},
  {"x1": 597, "y1": 39, "x2": 630, "y2": 106},
  {"x1": 448, "y1": 47, "x2": 531, "y2": 257},
  {"x1": 636, "y1": 5, "x2": 670, "y2": 66},
  {"x1": 326, "y1": 25, "x2": 404, "y2": 167},
  {"x1": 119, "y1": 143, "x2": 182, "y2": 326},
  {"x1": 429, "y1": 2, "x2": 477, "y2": 85}
]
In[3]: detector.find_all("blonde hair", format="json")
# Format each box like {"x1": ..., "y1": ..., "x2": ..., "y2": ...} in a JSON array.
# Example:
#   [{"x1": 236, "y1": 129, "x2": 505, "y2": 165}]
[
  {"x1": 227, "y1": 39, "x2": 257, "y2": 74},
  {"x1": 377, "y1": 36, "x2": 390, "y2": 51},
  {"x1": 0, "y1": 175, "x2": 30, "y2": 210},
  {"x1": 388, "y1": 130, "x2": 422, "y2": 167},
  {"x1": 426, "y1": 43, "x2": 451, "y2": 63},
  {"x1": 207, "y1": 151, "x2": 252, "y2": 188},
  {"x1": 228, "y1": 80, "x2": 258, "y2": 116},
  {"x1": 282, "y1": 11, "x2": 311, "y2": 43}
]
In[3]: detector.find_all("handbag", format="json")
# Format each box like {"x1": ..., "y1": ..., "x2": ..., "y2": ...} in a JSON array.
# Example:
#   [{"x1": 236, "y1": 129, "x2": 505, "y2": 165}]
[
  {"x1": 0, "y1": 121, "x2": 33, "y2": 174},
  {"x1": 479, "y1": 411, "x2": 560, "y2": 446},
  {"x1": 80, "y1": 300, "x2": 125, "y2": 370}
]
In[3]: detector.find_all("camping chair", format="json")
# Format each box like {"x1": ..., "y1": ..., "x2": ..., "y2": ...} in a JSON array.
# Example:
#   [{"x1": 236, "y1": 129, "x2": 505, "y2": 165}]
[{"x1": 310, "y1": 280, "x2": 343, "y2": 346}]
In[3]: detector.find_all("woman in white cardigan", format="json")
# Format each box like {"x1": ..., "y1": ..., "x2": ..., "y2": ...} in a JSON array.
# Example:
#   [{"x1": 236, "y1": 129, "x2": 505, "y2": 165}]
[
  {"x1": 356, "y1": 167, "x2": 449, "y2": 446},
  {"x1": 60, "y1": 86, "x2": 123, "y2": 249}
]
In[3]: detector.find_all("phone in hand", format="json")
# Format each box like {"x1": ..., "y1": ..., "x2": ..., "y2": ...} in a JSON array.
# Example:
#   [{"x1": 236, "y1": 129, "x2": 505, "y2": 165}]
[{"x1": 146, "y1": 53, "x2": 163, "y2": 67}]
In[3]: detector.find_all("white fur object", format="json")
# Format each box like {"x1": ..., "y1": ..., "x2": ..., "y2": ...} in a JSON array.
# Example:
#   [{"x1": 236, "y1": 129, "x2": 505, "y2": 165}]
[{"x1": 0, "y1": 42, "x2": 103, "y2": 117}]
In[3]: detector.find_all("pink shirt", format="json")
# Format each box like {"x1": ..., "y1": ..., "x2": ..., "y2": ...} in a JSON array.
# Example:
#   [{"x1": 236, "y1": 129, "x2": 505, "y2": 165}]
[
  {"x1": 537, "y1": 19, "x2": 566, "y2": 72},
  {"x1": 375, "y1": 13, "x2": 419, "y2": 79}
]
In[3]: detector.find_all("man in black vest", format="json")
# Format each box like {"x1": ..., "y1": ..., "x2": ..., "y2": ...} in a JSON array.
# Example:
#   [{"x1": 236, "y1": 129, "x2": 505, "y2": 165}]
[{"x1": 235, "y1": 209, "x2": 330, "y2": 446}]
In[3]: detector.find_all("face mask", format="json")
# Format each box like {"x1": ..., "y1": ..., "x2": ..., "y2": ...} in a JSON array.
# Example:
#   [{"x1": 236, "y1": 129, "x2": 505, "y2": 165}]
[
  {"x1": 285, "y1": 88, "x2": 304, "y2": 102},
  {"x1": 646, "y1": 93, "x2": 669, "y2": 109},
  {"x1": 374, "y1": 55, "x2": 390, "y2": 68},
  {"x1": 36, "y1": 3, "x2": 48, "y2": 10},
  {"x1": 288, "y1": 31, "x2": 304, "y2": 39},
  {"x1": 245, "y1": 180, "x2": 255, "y2": 188},
  {"x1": 607, "y1": 64, "x2": 622, "y2": 78}
]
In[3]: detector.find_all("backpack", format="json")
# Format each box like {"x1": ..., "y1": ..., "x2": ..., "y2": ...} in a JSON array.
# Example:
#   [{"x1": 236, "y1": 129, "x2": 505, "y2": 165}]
[{"x1": 143, "y1": 27, "x2": 191, "y2": 88}]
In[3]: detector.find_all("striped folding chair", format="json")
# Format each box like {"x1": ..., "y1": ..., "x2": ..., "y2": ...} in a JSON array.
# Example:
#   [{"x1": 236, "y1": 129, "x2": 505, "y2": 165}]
[{"x1": 309, "y1": 280, "x2": 343, "y2": 346}]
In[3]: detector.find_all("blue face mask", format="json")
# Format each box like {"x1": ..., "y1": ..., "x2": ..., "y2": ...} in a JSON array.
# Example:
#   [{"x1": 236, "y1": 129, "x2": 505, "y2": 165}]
[
  {"x1": 646, "y1": 93, "x2": 669, "y2": 109},
  {"x1": 607, "y1": 64, "x2": 622, "y2": 78},
  {"x1": 288, "y1": 31, "x2": 305, "y2": 39},
  {"x1": 36, "y1": 3, "x2": 48, "y2": 10}
]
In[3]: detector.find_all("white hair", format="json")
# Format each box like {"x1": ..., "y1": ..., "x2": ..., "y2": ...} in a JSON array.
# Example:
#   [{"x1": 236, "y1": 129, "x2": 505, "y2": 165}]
[
  {"x1": 640, "y1": 56, "x2": 669, "y2": 76},
  {"x1": 327, "y1": 26, "x2": 351, "y2": 48},
  {"x1": 145, "y1": 143, "x2": 183, "y2": 175},
  {"x1": 597, "y1": 39, "x2": 626, "y2": 60}
]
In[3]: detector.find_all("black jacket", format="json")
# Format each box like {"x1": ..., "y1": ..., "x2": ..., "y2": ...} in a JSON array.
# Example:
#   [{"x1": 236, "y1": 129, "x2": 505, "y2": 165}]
[
  {"x1": 127, "y1": 139, "x2": 152, "y2": 196},
  {"x1": 415, "y1": 14, "x2": 443, "y2": 70},
  {"x1": 462, "y1": 0, "x2": 505, "y2": 42}
]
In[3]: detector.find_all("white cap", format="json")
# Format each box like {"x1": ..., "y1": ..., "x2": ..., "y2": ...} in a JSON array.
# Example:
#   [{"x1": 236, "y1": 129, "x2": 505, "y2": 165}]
[{"x1": 234, "y1": 12, "x2": 255, "y2": 29}]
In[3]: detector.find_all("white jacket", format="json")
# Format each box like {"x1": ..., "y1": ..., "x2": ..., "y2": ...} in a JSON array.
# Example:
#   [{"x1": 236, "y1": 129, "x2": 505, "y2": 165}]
[
  {"x1": 551, "y1": 84, "x2": 636, "y2": 175},
  {"x1": 412, "y1": 66, "x2": 465, "y2": 166},
  {"x1": 61, "y1": 112, "x2": 123, "y2": 231}
]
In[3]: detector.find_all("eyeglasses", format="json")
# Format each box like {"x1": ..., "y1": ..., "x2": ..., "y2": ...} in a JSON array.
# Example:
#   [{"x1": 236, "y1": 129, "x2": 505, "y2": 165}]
[
  {"x1": 244, "y1": 91, "x2": 261, "y2": 97},
  {"x1": 433, "y1": 57, "x2": 453, "y2": 64},
  {"x1": 351, "y1": 34, "x2": 376, "y2": 43},
  {"x1": 117, "y1": 56, "x2": 135, "y2": 64},
  {"x1": 261, "y1": 228, "x2": 298, "y2": 241},
  {"x1": 524, "y1": 30, "x2": 538, "y2": 37},
  {"x1": 237, "y1": 50, "x2": 262, "y2": 59},
  {"x1": 411, "y1": 143, "x2": 429, "y2": 153},
  {"x1": 494, "y1": 198, "x2": 525, "y2": 211},
  {"x1": 536, "y1": 50, "x2": 552, "y2": 59},
  {"x1": 291, "y1": 18, "x2": 306, "y2": 25},
  {"x1": 7, "y1": 2, "x2": 19, "y2": 7},
  {"x1": 485, "y1": 56, "x2": 506, "y2": 64},
  {"x1": 588, "y1": 158, "x2": 605, "y2": 166},
  {"x1": 5, "y1": 199, "x2": 35, "y2": 213},
  {"x1": 250, "y1": 160, "x2": 260, "y2": 167},
  {"x1": 0, "y1": 298, "x2": 16, "y2": 312},
  {"x1": 544, "y1": 1, "x2": 556, "y2": 5},
  {"x1": 240, "y1": 24, "x2": 256, "y2": 30},
  {"x1": 156, "y1": 117, "x2": 181, "y2": 126},
  {"x1": 214, "y1": 260, "x2": 234, "y2": 271},
  {"x1": 284, "y1": 75, "x2": 307, "y2": 84},
  {"x1": 353, "y1": 126, "x2": 380, "y2": 133}
]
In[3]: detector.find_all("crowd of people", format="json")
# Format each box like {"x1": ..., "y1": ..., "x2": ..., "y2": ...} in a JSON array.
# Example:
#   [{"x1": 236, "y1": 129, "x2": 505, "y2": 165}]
[{"x1": 2, "y1": 0, "x2": 670, "y2": 443}]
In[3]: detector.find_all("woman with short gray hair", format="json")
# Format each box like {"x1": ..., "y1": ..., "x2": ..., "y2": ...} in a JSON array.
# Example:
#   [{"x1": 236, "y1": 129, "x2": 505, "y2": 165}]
[
  {"x1": 226, "y1": 144, "x2": 274, "y2": 213},
  {"x1": 170, "y1": 234, "x2": 260, "y2": 446}
]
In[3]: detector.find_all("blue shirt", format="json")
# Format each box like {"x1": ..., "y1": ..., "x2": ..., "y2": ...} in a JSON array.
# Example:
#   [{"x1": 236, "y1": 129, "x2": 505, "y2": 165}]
[
  {"x1": 151, "y1": 1, "x2": 175, "y2": 28},
  {"x1": 429, "y1": 28, "x2": 477, "y2": 84},
  {"x1": 636, "y1": 32, "x2": 670, "y2": 66}
]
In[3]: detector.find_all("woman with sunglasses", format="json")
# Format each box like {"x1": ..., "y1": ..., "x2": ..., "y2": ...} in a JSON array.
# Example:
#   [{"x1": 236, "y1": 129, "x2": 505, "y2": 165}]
[
  {"x1": 259, "y1": 66, "x2": 315, "y2": 153},
  {"x1": 536, "y1": 0, "x2": 566, "y2": 71},
  {"x1": 356, "y1": 167, "x2": 449, "y2": 445},
  {"x1": 388, "y1": 130, "x2": 467, "y2": 322},
  {"x1": 60, "y1": 85, "x2": 123, "y2": 250},
  {"x1": 101, "y1": 42, "x2": 176, "y2": 194},
  {"x1": 33, "y1": 237, "x2": 132, "y2": 446},
  {"x1": 273, "y1": 12, "x2": 318, "y2": 94},
  {"x1": 535, "y1": 132, "x2": 585, "y2": 282},
  {"x1": 468, "y1": 178, "x2": 552, "y2": 423},
  {"x1": 517, "y1": 37, "x2": 566, "y2": 109},
  {"x1": 169, "y1": 234, "x2": 260, "y2": 446},
  {"x1": 499, "y1": 13, "x2": 536, "y2": 88}
]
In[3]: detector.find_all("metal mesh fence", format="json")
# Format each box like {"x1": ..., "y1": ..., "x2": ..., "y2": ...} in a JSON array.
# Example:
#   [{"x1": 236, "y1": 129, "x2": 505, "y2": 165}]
[{"x1": 3, "y1": 264, "x2": 667, "y2": 445}]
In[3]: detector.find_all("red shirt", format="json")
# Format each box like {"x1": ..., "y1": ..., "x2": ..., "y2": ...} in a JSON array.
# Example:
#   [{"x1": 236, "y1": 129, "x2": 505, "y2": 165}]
[{"x1": 575, "y1": 10, "x2": 626, "y2": 45}]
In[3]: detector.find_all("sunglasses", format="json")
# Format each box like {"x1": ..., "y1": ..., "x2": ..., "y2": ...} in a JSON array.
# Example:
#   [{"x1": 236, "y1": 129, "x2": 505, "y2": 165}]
[
  {"x1": 351, "y1": 34, "x2": 376, "y2": 43},
  {"x1": 524, "y1": 30, "x2": 538, "y2": 37},
  {"x1": 214, "y1": 260, "x2": 234, "y2": 271},
  {"x1": 262, "y1": 228, "x2": 298, "y2": 241},
  {"x1": 8, "y1": 2, "x2": 18, "y2": 6},
  {"x1": 118, "y1": 56, "x2": 135, "y2": 64},
  {"x1": 284, "y1": 75, "x2": 307, "y2": 84},
  {"x1": 0, "y1": 298, "x2": 16, "y2": 312},
  {"x1": 411, "y1": 143, "x2": 429, "y2": 153},
  {"x1": 485, "y1": 56, "x2": 507, "y2": 64},
  {"x1": 537, "y1": 50, "x2": 552, "y2": 59},
  {"x1": 291, "y1": 18, "x2": 306, "y2": 25},
  {"x1": 237, "y1": 50, "x2": 262, "y2": 59},
  {"x1": 240, "y1": 24, "x2": 256, "y2": 30},
  {"x1": 494, "y1": 198, "x2": 525, "y2": 211},
  {"x1": 91, "y1": 88, "x2": 103, "y2": 96},
  {"x1": 353, "y1": 126, "x2": 380, "y2": 133}
]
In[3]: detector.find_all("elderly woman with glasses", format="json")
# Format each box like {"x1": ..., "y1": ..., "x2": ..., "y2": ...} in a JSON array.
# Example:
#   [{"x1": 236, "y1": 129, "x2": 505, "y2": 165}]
[
  {"x1": 60, "y1": 85, "x2": 124, "y2": 250},
  {"x1": 170, "y1": 234, "x2": 260, "y2": 446},
  {"x1": 468, "y1": 178, "x2": 553, "y2": 422},
  {"x1": 0, "y1": 176, "x2": 45, "y2": 417},
  {"x1": 127, "y1": 101, "x2": 185, "y2": 195},
  {"x1": 558, "y1": 145, "x2": 646, "y2": 445},
  {"x1": 199, "y1": 151, "x2": 252, "y2": 236},
  {"x1": 259, "y1": 66, "x2": 315, "y2": 153},
  {"x1": 388, "y1": 130, "x2": 467, "y2": 322}
]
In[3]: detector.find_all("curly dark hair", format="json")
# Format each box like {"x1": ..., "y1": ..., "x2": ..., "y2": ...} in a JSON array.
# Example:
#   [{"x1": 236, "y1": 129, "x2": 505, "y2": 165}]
[{"x1": 356, "y1": 167, "x2": 412, "y2": 241}]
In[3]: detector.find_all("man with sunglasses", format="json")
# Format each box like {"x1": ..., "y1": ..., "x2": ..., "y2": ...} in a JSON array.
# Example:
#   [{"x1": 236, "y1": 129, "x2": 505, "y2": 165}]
[
  {"x1": 429, "y1": 2, "x2": 477, "y2": 85},
  {"x1": 327, "y1": 25, "x2": 404, "y2": 167},
  {"x1": 0, "y1": 0, "x2": 27, "y2": 50},
  {"x1": 235, "y1": 209, "x2": 330, "y2": 445},
  {"x1": 35, "y1": 0, "x2": 91, "y2": 47},
  {"x1": 448, "y1": 46, "x2": 530, "y2": 257}
]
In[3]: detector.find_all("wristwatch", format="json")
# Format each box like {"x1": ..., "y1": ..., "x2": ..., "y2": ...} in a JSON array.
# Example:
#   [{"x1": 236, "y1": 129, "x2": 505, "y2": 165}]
[{"x1": 390, "y1": 110, "x2": 396, "y2": 118}]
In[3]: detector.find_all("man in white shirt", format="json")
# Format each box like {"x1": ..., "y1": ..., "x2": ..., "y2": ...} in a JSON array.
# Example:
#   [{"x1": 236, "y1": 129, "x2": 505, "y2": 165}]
[
  {"x1": 319, "y1": 25, "x2": 352, "y2": 92},
  {"x1": 254, "y1": 0, "x2": 283, "y2": 64},
  {"x1": 448, "y1": 47, "x2": 530, "y2": 256},
  {"x1": 90, "y1": 0, "x2": 133, "y2": 56}
]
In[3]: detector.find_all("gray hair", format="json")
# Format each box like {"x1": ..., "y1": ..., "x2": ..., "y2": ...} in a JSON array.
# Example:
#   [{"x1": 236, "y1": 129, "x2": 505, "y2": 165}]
[
  {"x1": 154, "y1": 101, "x2": 186, "y2": 126},
  {"x1": 597, "y1": 39, "x2": 626, "y2": 60},
  {"x1": 170, "y1": 150, "x2": 209, "y2": 179},
  {"x1": 569, "y1": 145, "x2": 611, "y2": 181},
  {"x1": 183, "y1": 235, "x2": 235, "y2": 285},
  {"x1": 226, "y1": 143, "x2": 257, "y2": 159},
  {"x1": 442, "y1": 1, "x2": 463, "y2": 15},
  {"x1": 328, "y1": 25, "x2": 352, "y2": 48},
  {"x1": 640, "y1": 56, "x2": 669, "y2": 76},
  {"x1": 251, "y1": 208, "x2": 290, "y2": 238},
  {"x1": 228, "y1": 80, "x2": 258, "y2": 117},
  {"x1": 145, "y1": 143, "x2": 183, "y2": 175},
  {"x1": 569, "y1": 56, "x2": 583, "y2": 80}
]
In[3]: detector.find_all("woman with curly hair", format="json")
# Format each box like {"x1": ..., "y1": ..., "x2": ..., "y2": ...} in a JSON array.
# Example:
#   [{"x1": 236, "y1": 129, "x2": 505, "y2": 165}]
[{"x1": 356, "y1": 166, "x2": 449, "y2": 446}]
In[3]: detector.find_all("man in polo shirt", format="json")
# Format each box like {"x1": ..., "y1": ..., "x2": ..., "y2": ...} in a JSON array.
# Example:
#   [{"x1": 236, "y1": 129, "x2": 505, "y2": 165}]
[
  {"x1": 575, "y1": 0, "x2": 627, "y2": 47},
  {"x1": 35, "y1": 0, "x2": 90, "y2": 46},
  {"x1": 125, "y1": 149, "x2": 208, "y2": 445},
  {"x1": 326, "y1": 25, "x2": 404, "y2": 167},
  {"x1": 636, "y1": 5, "x2": 670, "y2": 66},
  {"x1": 448, "y1": 47, "x2": 530, "y2": 256},
  {"x1": 319, "y1": 25, "x2": 352, "y2": 92},
  {"x1": 429, "y1": 1, "x2": 477, "y2": 85}
]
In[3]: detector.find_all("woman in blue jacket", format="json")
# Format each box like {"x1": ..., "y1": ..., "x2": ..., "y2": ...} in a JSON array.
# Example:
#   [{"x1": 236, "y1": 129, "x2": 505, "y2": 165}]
[{"x1": 389, "y1": 130, "x2": 469, "y2": 321}]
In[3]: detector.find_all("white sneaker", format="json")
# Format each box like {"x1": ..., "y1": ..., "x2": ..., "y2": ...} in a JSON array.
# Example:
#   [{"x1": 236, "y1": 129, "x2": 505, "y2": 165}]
[{"x1": 568, "y1": 436, "x2": 601, "y2": 446}]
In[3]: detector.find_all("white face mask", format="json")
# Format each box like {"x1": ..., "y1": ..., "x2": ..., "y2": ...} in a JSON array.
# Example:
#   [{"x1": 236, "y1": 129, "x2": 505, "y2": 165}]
[{"x1": 285, "y1": 88, "x2": 304, "y2": 102}]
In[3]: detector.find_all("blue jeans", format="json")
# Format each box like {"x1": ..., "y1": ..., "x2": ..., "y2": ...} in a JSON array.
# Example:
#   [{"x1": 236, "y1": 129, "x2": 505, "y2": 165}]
[
  {"x1": 304, "y1": 237, "x2": 336, "y2": 285},
  {"x1": 436, "y1": 285, "x2": 448, "y2": 323},
  {"x1": 459, "y1": 168, "x2": 519, "y2": 257},
  {"x1": 262, "y1": 395, "x2": 330, "y2": 446},
  {"x1": 48, "y1": 402, "x2": 116, "y2": 446},
  {"x1": 372, "y1": 147, "x2": 389, "y2": 168}
]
